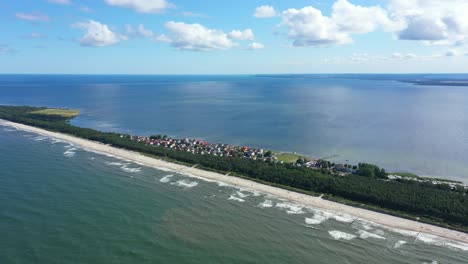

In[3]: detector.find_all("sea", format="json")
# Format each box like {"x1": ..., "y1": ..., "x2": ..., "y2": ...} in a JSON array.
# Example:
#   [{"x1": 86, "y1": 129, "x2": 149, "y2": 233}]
[{"x1": 1, "y1": 74, "x2": 468, "y2": 263}]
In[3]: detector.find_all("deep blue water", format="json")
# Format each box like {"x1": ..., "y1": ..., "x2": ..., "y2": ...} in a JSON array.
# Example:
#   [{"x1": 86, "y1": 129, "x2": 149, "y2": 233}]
[{"x1": 1, "y1": 74, "x2": 468, "y2": 181}]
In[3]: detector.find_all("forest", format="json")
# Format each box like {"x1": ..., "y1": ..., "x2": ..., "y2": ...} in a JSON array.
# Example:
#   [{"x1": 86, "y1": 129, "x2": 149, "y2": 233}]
[{"x1": 1, "y1": 105, "x2": 467, "y2": 232}]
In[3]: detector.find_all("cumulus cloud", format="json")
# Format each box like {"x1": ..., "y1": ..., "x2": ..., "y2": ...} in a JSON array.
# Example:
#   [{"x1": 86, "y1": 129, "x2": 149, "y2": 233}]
[
  {"x1": 15, "y1": 12, "x2": 50, "y2": 22},
  {"x1": 248, "y1": 42, "x2": 265, "y2": 50},
  {"x1": 280, "y1": 0, "x2": 391, "y2": 47},
  {"x1": 48, "y1": 0, "x2": 71, "y2": 4},
  {"x1": 72, "y1": 20, "x2": 127, "y2": 47},
  {"x1": 228, "y1": 29, "x2": 254, "y2": 40},
  {"x1": 387, "y1": 0, "x2": 468, "y2": 45},
  {"x1": 125, "y1": 24, "x2": 154, "y2": 38},
  {"x1": 104, "y1": 0, "x2": 173, "y2": 13},
  {"x1": 156, "y1": 21, "x2": 235, "y2": 51},
  {"x1": 254, "y1": 5, "x2": 278, "y2": 18}
]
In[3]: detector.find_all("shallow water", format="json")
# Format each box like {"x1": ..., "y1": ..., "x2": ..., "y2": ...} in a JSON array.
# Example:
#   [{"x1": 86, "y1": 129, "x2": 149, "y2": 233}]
[
  {"x1": 1, "y1": 74, "x2": 468, "y2": 182},
  {"x1": 1, "y1": 126, "x2": 467, "y2": 263}
]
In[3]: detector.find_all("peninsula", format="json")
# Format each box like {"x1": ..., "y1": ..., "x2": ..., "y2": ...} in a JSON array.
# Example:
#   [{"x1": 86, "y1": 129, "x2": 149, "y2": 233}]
[{"x1": 1, "y1": 105, "x2": 467, "y2": 243}]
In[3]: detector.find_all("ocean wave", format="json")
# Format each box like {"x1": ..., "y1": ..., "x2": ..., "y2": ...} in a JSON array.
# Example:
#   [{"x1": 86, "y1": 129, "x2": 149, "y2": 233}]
[
  {"x1": 33, "y1": 136, "x2": 48, "y2": 141},
  {"x1": 171, "y1": 180, "x2": 198, "y2": 188},
  {"x1": 416, "y1": 233, "x2": 468, "y2": 251},
  {"x1": 2, "y1": 128, "x2": 17, "y2": 132},
  {"x1": 121, "y1": 165, "x2": 142, "y2": 173},
  {"x1": 160, "y1": 174, "x2": 174, "y2": 183},
  {"x1": 328, "y1": 230, "x2": 356, "y2": 241},
  {"x1": 275, "y1": 202, "x2": 305, "y2": 214},
  {"x1": 258, "y1": 200, "x2": 274, "y2": 208},
  {"x1": 235, "y1": 191, "x2": 249, "y2": 198},
  {"x1": 63, "y1": 147, "x2": 77, "y2": 157},
  {"x1": 105, "y1": 161, "x2": 125, "y2": 166},
  {"x1": 356, "y1": 229, "x2": 386, "y2": 240},
  {"x1": 394, "y1": 240, "x2": 407, "y2": 249},
  {"x1": 228, "y1": 195, "x2": 245, "y2": 203},
  {"x1": 305, "y1": 209, "x2": 355, "y2": 225}
]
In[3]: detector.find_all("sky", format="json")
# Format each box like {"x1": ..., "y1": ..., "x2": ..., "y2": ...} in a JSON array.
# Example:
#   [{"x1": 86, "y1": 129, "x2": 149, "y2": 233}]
[{"x1": 1, "y1": 0, "x2": 468, "y2": 74}]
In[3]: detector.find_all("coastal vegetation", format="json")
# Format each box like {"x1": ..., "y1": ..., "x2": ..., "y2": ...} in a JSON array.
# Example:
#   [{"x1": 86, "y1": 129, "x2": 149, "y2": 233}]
[
  {"x1": 31, "y1": 108, "x2": 80, "y2": 118},
  {"x1": 1, "y1": 105, "x2": 467, "y2": 232}
]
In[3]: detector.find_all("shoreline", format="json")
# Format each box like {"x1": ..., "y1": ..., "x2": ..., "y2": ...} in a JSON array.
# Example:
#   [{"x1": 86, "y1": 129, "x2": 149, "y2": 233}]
[{"x1": 2, "y1": 119, "x2": 468, "y2": 244}]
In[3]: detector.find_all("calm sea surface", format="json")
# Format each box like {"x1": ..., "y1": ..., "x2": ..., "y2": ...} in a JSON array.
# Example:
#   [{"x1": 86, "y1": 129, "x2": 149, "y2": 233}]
[
  {"x1": 1, "y1": 74, "x2": 467, "y2": 181},
  {"x1": 1, "y1": 75, "x2": 468, "y2": 263}
]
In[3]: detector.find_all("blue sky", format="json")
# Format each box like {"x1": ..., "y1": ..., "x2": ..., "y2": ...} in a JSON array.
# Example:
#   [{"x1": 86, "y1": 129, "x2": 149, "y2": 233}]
[{"x1": 1, "y1": 0, "x2": 468, "y2": 74}]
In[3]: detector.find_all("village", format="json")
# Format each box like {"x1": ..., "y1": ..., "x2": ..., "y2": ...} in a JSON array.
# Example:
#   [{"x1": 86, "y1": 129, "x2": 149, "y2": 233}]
[{"x1": 129, "y1": 134, "x2": 358, "y2": 175}]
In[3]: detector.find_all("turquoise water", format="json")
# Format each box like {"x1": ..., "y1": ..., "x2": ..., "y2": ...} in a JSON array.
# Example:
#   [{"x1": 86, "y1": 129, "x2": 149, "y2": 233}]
[
  {"x1": 1, "y1": 125, "x2": 467, "y2": 263},
  {"x1": 1, "y1": 74, "x2": 468, "y2": 181}
]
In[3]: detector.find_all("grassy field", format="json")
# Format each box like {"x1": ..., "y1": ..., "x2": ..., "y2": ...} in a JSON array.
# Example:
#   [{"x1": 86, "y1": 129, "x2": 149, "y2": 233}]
[
  {"x1": 275, "y1": 152, "x2": 303, "y2": 163},
  {"x1": 31, "y1": 108, "x2": 80, "y2": 118}
]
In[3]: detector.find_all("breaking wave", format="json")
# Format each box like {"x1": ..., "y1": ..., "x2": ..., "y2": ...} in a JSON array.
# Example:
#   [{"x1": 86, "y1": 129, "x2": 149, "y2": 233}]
[
  {"x1": 160, "y1": 174, "x2": 174, "y2": 183},
  {"x1": 356, "y1": 229, "x2": 386, "y2": 240},
  {"x1": 63, "y1": 147, "x2": 77, "y2": 157},
  {"x1": 228, "y1": 195, "x2": 245, "y2": 203},
  {"x1": 275, "y1": 202, "x2": 305, "y2": 214},
  {"x1": 171, "y1": 180, "x2": 198, "y2": 188},
  {"x1": 258, "y1": 200, "x2": 274, "y2": 208},
  {"x1": 328, "y1": 230, "x2": 356, "y2": 241}
]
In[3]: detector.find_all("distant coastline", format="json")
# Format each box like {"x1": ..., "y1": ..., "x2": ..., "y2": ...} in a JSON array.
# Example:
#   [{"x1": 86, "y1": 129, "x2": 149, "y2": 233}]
[{"x1": 2, "y1": 119, "x2": 468, "y2": 244}]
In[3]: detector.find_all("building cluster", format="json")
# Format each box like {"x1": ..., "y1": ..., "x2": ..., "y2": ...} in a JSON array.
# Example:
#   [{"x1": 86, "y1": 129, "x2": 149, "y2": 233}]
[{"x1": 130, "y1": 135, "x2": 279, "y2": 162}]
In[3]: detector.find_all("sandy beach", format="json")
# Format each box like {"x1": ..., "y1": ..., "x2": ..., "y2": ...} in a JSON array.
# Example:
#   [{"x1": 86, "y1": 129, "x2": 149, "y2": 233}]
[{"x1": 2, "y1": 119, "x2": 467, "y2": 244}]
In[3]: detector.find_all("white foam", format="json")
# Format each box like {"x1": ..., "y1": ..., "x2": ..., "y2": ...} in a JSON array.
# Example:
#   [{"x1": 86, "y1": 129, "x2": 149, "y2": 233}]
[
  {"x1": 275, "y1": 202, "x2": 306, "y2": 214},
  {"x1": 422, "y1": 261, "x2": 438, "y2": 264},
  {"x1": 217, "y1": 182, "x2": 231, "y2": 187},
  {"x1": 171, "y1": 180, "x2": 198, "y2": 188},
  {"x1": 235, "y1": 191, "x2": 249, "y2": 198},
  {"x1": 33, "y1": 136, "x2": 47, "y2": 141},
  {"x1": 305, "y1": 214, "x2": 330, "y2": 225},
  {"x1": 258, "y1": 200, "x2": 274, "y2": 208},
  {"x1": 328, "y1": 230, "x2": 356, "y2": 241},
  {"x1": 306, "y1": 209, "x2": 356, "y2": 224},
  {"x1": 63, "y1": 147, "x2": 77, "y2": 157},
  {"x1": 228, "y1": 195, "x2": 245, "y2": 203},
  {"x1": 417, "y1": 233, "x2": 468, "y2": 251},
  {"x1": 160, "y1": 174, "x2": 174, "y2": 183},
  {"x1": 394, "y1": 240, "x2": 407, "y2": 249},
  {"x1": 121, "y1": 165, "x2": 141, "y2": 173},
  {"x1": 356, "y1": 229, "x2": 386, "y2": 240},
  {"x1": 2, "y1": 128, "x2": 17, "y2": 132},
  {"x1": 106, "y1": 161, "x2": 124, "y2": 166}
]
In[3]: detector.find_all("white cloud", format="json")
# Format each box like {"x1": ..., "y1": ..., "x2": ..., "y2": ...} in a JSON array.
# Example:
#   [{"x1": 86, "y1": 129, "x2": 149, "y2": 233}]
[
  {"x1": 48, "y1": 0, "x2": 71, "y2": 4},
  {"x1": 228, "y1": 29, "x2": 254, "y2": 40},
  {"x1": 279, "y1": 0, "x2": 392, "y2": 47},
  {"x1": 79, "y1": 6, "x2": 93, "y2": 13},
  {"x1": 72, "y1": 20, "x2": 127, "y2": 47},
  {"x1": 281, "y1": 6, "x2": 351, "y2": 46},
  {"x1": 248, "y1": 42, "x2": 265, "y2": 50},
  {"x1": 254, "y1": 5, "x2": 278, "y2": 18},
  {"x1": 104, "y1": 0, "x2": 173, "y2": 13},
  {"x1": 387, "y1": 0, "x2": 468, "y2": 45},
  {"x1": 391, "y1": 52, "x2": 417, "y2": 60},
  {"x1": 331, "y1": 0, "x2": 392, "y2": 34},
  {"x1": 125, "y1": 24, "x2": 154, "y2": 38},
  {"x1": 157, "y1": 21, "x2": 235, "y2": 51},
  {"x1": 15, "y1": 12, "x2": 50, "y2": 22},
  {"x1": 23, "y1": 33, "x2": 47, "y2": 39},
  {"x1": 445, "y1": 50, "x2": 458, "y2": 57}
]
